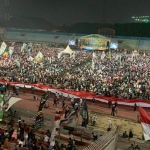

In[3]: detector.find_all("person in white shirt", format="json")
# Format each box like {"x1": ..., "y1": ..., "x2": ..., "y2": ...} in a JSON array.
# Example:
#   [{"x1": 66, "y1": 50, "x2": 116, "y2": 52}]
[
  {"x1": 18, "y1": 139, "x2": 24, "y2": 147},
  {"x1": 108, "y1": 118, "x2": 112, "y2": 129},
  {"x1": 79, "y1": 98, "x2": 82, "y2": 107},
  {"x1": 44, "y1": 134, "x2": 49, "y2": 142},
  {"x1": 71, "y1": 97, "x2": 74, "y2": 106},
  {"x1": 92, "y1": 114, "x2": 97, "y2": 126}
]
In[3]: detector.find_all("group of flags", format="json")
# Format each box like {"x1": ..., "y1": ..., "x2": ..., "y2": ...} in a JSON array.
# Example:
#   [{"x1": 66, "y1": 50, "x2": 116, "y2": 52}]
[
  {"x1": 0, "y1": 41, "x2": 45, "y2": 64},
  {"x1": 0, "y1": 42, "x2": 15, "y2": 59}
]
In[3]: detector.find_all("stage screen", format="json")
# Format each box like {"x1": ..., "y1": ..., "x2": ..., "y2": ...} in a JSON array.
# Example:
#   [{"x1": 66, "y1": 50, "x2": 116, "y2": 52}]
[
  {"x1": 68, "y1": 40, "x2": 75, "y2": 45},
  {"x1": 80, "y1": 38, "x2": 107, "y2": 50},
  {"x1": 110, "y1": 42, "x2": 118, "y2": 49}
]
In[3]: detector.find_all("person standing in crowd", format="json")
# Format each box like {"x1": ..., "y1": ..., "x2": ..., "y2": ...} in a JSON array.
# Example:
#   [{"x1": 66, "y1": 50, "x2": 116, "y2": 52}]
[
  {"x1": 92, "y1": 97, "x2": 95, "y2": 105},
  {"x1": 92, "y1": 132, "x2": 98, "y2": 141},
  {"x1": 92, "y1": 114, "x2": 97, "y2": 126},
  {"x1": 108, "y1": 100, "x2": 112, "y2": 108},
  {"x1": 134, "y1": 103, "x2": 137, "y2": 111},
  {"x1": 71, "y1": 97, "x2": 74, "y2": 106},
  {"x1": 111, "y1": 105, "x2": 115, "y2": 116},
  {"x1": 122, "y1": 131, "x2": 128, "y2": 138},
  {"x1": 79, "y1": 97, "x2": 83, "y2": 107},
  {"x1": 114, "y1": 101, "x2": 117, "y2": 107},
  {"x1": 53, "y1": 96, "x2": 57, "y2": 106},
  {"x1": 108, "y1": 118, "x2": 112, "y2": 131},
  {"x1": 60, "y1": 93, "x2": 64, "y2": 102},
  {"x1": 115, "y1": 106, "x2": 118, "y2": 116},
  {"x1": 128, "y1": 130, "x2": 133, "y2": 143}
]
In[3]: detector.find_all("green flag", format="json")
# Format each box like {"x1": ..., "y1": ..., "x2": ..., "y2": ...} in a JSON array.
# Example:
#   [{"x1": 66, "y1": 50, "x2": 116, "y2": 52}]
[
  {"x1": 34, "y1": 111, "x2": 44, "y2": 130},
  {"x1": 0, "y1": 93, "x2": 4, "y2": 122},
  {"x1": 86, "y1": 62, "x2": 90, "y2": 66},
  {"x1": 80, "y1": 100, "x2": 89, "y2": 127},
  {"x1": 0, "y1": 110, "x2": 4, "y2": 121},
  {"x1": 0, "y1": 94, "x2": 3, "y2": 104}
]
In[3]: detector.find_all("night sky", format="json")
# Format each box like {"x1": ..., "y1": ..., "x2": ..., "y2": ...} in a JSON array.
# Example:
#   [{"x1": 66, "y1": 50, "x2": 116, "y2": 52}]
[{"x1": 0, "y1": 0, "x2": 150, "y2": 25}]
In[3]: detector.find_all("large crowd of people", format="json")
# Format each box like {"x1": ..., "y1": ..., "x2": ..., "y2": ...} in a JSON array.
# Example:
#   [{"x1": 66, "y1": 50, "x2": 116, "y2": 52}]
[
  {"x1": 0, "y1": 41, "x2": 149, "y2": 149},
  {"x1": 0, "y1": 43, "x2": 91, "y2": 84},
  {"x1": 0, "y1": 118, "x2": 77, "y2": 150},
  {"x1": 0, "y1": 42, "x2": 150, "y2": 100}
]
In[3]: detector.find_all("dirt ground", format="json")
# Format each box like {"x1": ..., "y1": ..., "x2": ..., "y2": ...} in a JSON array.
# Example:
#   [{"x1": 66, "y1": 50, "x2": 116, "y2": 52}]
[{"x1": 89, "y1": 112, "x2": 143, "y2": 139}]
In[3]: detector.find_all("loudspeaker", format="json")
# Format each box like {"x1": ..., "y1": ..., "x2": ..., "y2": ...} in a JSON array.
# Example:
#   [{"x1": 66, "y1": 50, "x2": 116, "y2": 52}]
[
  {"x1": 107, "y1": 41, "x2": 109, "y2": 47},
  {"x1": 63, "y1": 126, "x2": 74, "y2": 131},
  {"x1": 76, "y1": 39, "x2": 78, "y2": 45}
]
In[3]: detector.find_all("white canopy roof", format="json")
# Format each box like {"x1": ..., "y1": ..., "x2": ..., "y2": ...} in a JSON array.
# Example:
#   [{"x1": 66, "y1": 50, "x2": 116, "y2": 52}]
[{"x1": 61, "y1": 45, "x2": 75, "y2": 55}]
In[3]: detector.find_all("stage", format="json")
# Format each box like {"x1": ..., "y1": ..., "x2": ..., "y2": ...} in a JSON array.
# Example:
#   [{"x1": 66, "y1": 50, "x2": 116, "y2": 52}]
[{"x1": 78, "y1": 34, "x2": 110, "y2": 50}]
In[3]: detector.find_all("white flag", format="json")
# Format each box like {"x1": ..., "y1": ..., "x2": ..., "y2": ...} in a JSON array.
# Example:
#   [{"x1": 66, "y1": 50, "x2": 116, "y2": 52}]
[
  {"x1": 91, "y1": 60, "x2": 95, "y2": 69},
  {"x1": 9, "y1": 46, "x2": 14, "y2": 56},
  {"x1": 70, "y1": 53, "x2": 75, "y2": 60},
  {"x1": 21, "y1": 43, "x2": 27, "y2": 52},
  {"x1": 28, "y1": 56, "x2": 34, "y2": 61},
  {"x1": 101, "y1": 51, "x2": 106, "y2": 60},
  {"x1": 0, "y1": 42, "x2": 7, "y2": 55},
  {"x1": 35, "y1": 51, "x2": 43, "y2": 63},
  {"x1": 72, "y1": 53, "x2": 75, "y2": 60},
  {"x1": 58, "y1": 52, "x2": 62, "y2": 59},
  {"x1": 28, "y1": 42, "x2": 32, "y2": 48},
  {"x1": 92, "y1": 52, "x2": 97, "y2": 58}
]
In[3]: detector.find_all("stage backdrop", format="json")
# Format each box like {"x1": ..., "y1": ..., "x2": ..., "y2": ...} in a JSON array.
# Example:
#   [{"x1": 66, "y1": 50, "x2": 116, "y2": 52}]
[{"x1": 79, "y1": 34, "x2": 110, "y2": 50}]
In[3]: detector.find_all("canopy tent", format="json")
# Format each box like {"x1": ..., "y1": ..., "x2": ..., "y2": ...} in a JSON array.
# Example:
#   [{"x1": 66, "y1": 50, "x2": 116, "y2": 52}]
[{"x1": 61, "y1": 45, "x2": 75, "y2": 55}]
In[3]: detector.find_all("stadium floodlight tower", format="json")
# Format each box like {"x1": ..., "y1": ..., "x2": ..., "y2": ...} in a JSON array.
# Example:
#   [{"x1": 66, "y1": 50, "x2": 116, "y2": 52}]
[{"x1": 5, "y1": 0, "x2": 10, "y2": 21}]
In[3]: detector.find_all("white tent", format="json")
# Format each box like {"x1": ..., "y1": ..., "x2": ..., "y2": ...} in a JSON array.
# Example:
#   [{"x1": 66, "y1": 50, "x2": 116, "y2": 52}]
[{"x1": 61, "y1": 45, "x2": 75, "y2": 55}]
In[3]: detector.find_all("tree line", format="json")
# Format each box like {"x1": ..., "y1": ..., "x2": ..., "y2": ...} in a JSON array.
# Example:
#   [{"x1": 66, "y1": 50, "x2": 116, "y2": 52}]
[{"x1": 58, "y1": 23, "x2": 150, "y2": 37}]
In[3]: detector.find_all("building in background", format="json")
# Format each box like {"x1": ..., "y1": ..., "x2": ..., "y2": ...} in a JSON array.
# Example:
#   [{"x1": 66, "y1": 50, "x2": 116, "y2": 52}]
[{"x1": 132, "y1": 16, "x2": 149, "y2": 23}]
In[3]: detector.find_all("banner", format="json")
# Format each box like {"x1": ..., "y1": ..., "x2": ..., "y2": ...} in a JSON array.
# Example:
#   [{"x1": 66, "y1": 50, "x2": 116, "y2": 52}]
[
  {"x1": 0, "y1": 80, "x2": 150, "y2": 107},
  {"x1": 0, "y1": 42, "x2": 7, "y2": 55}
]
